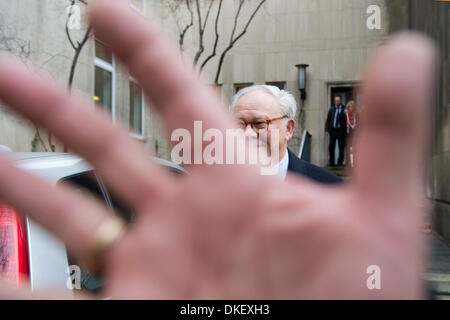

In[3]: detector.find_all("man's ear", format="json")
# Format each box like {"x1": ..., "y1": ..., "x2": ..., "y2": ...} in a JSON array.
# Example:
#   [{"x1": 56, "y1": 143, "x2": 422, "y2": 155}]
[{"x1": 285, "y1": 119, "x2": 295, "y2": 141}]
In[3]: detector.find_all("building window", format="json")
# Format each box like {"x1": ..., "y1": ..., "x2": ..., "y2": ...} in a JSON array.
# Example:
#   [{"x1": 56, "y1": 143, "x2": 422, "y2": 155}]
[
  {"x1": 266, "y1": 81, "x2": 285, "y2": 90},
  {"x1": 130, "y1": 0, "x2": 146, "y2": 14},
  {"x1": 94, "y1": 40, "x2": 115, "y2": 118},
  {"x1": 234, "y1": 83, "x2": 253, "y2": 94},
  {"x1": 95, "y1": 40, "x2": 112, "y2": 64},
  {"x1": 129, "y1": 79, "x2": 144, "y2": 137}
]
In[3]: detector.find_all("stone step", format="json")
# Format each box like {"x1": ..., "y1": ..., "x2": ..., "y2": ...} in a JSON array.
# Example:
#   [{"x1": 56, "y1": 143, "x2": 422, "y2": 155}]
[
  {"x1": 432, "y1": 294, "x2": 450, "y2": 300},
  {"x1": 324, "y1": 166, "x2": 350, "y2": 179},
  {"x1": 425, "y1": 273, "x2": 450, "y2": 298},
  {"x1": 427, "y1": 234, "x2": 450, "y2": 299}
]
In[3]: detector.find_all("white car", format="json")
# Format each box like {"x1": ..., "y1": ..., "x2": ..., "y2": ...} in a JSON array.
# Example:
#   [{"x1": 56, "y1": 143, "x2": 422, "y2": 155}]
[{"x1": 0, "y1": 152, "x2": 184, "y2": 294}]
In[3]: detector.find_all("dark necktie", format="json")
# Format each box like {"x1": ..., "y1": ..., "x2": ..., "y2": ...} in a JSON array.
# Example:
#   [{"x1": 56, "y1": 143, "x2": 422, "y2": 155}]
[{"x1": 333, "y1": 107, "x2": 341, "y2": 129}]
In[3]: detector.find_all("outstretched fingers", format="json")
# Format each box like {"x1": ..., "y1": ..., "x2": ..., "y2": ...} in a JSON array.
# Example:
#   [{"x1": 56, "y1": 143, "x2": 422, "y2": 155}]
[
  {"x1": 89, "y1": 0, "x2": 238, "y2": 169},
  {"x1": 0, "y1": 59, "x2": 173, "y2": 212},
  {"x1": 353, "y1": 33, "x2": 437, "y2": 205}
]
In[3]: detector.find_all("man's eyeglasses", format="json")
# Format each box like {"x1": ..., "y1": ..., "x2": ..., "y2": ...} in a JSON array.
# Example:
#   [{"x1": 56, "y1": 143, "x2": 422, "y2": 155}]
[{"x1": 235, "y1": 115, "x2": 288, "y2": 132}]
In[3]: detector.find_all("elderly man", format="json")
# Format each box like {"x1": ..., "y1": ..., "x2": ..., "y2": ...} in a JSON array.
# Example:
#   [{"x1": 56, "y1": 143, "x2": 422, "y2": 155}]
[{"x1": 231, "y1": 85, "x2": 342, "y2": 184}]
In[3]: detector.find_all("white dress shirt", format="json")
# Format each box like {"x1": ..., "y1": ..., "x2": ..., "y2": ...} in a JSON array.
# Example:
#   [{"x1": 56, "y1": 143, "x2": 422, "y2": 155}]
[{"x1": 276, "y1": 149, "x2": 289, "y2": 180}]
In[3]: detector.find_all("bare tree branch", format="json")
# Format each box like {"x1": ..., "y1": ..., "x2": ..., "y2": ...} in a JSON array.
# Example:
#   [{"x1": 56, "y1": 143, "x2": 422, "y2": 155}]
[
  {"x1": 193, "y1": 0, "x2": 215, "y2": 64},
  {"x1": 0, "y1": 14, "x2": 48, "y2": 151},
  {"x1": 167, "y1": 0, "x2": 195, "y2": 51},
  {"x1": 65, "y1": 0, "x2": 91, "y2": 88},
  {"x1": 199, "y1": 0, "x2": 223, "y2": 71},
  {"x1": 147, "y1": 0, "x2": 266, "y2": 85},
  {"x1": 0, "y1": 13, "x2": 31, "y2": 59},
  {"x1": 62, "y1": 0, "x2": 92, "y2": 152},
  {"x1": 202, "y1": 0, "x2": 215, "y2": 31},
  {"x1": 168, "y1": 1, "x2": 183, "y2": 33},
  {"x1": 65, "y1": 1, "x2": 77, "y2": 50},
  {"x1": 214, "y1": 0, "x2": 266, "y2": 84},
  {"x1": 31, "y1": 127, "x2": 49, "y2": 152},
  {"x1": 179, "y1": 0, "x2": 194, "y2": 49},
  {"x1": 229, "y1": 0, "x2": 245, "y2": 43},
  {"x1": 68, "y1": 25, "x2": 92, "y2": 88},
  {"x1": 193, "y1": 0, "x2": 204, "y2": 64}
]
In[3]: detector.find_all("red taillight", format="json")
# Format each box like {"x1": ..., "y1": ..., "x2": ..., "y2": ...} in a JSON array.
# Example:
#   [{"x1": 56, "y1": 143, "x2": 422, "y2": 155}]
[{"x1": 0, "y1": 203, "x2": 29, "y2": 287}]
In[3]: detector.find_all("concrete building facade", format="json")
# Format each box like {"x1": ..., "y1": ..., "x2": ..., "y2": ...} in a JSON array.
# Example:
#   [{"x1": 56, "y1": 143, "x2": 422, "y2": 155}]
[
  {"x1": 0, "y1": 0, "x2": 412, "y2": 165},
  {"x1": 404, "y1": 0, "x2": 450, "y2": 244},
  {"x1": 382, "y1": 0, "x2": 450, "y2": 245},
  {"x1": 0, "y1": 0, "x2": 171, "y2": 157},
  {"x1": 0, "y1": 0, "x2": 448, "y2": 242},
  {"x1": 157, "y1": 0, "x2": 391, "y2": 166}
]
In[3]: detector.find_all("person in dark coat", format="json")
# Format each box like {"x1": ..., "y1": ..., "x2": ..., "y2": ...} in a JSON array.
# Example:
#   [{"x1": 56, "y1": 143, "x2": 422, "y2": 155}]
[
  {"x1": 231, "y1": 85, "x2": 342, "y2": 184},
  {"x1": 325, "y1": 95, "x2": 348, "y2": 166}
]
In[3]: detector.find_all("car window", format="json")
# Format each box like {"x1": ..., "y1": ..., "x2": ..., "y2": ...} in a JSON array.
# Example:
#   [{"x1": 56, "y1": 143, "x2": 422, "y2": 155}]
[
  {"x1": 59, "y1": 171, "x2": 115, "y2": 294},
  {"x1": 60, "y1": 171, "x2": 134, "y2": 221},
  {"x1": 58, "y1": 165, "x2": 183, "y2": 295},
  {"x1": 60, "y1": 171, "x2": 109, "y2": 206}
]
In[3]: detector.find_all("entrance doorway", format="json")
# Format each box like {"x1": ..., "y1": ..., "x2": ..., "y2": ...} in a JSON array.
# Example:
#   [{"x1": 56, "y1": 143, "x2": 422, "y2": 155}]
[
  {"x1": 327, "y1": 83, "x2": 359, "y2": 166},
  {"x1": 330, "y1": 85, "x2": 356, "y2": 107}
]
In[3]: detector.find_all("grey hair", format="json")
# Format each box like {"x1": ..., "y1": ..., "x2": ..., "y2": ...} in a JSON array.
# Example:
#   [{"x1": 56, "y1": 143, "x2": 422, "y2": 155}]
[{"x1": 230, "y1": 85, "x2": 297, "y2": 120}]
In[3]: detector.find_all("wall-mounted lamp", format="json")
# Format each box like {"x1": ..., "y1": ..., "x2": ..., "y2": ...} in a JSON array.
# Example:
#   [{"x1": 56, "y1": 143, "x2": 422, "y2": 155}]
[{"x1": 295, "y1": 64, "x2": 309, "y2": 101}]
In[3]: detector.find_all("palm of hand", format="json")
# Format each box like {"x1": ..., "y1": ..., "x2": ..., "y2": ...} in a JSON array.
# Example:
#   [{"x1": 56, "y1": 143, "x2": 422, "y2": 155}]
[{"x1": 103, "y1": 169, "x2": 425, "y2": 299}]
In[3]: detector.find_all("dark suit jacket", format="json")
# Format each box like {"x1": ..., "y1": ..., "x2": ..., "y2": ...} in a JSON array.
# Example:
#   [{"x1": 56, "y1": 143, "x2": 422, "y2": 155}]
[
  {"x1": 287, "y1": 149, "x2": 343, "y2": 184},
  {"x1": 325, "y1": 104, "x2": 347, "y2": 135}
]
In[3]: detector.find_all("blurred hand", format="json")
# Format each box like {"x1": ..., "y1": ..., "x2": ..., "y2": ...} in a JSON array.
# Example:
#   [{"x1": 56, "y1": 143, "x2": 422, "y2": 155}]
[{"x1": 0, "y1": 1, "x2": 436, "y2": 299}]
